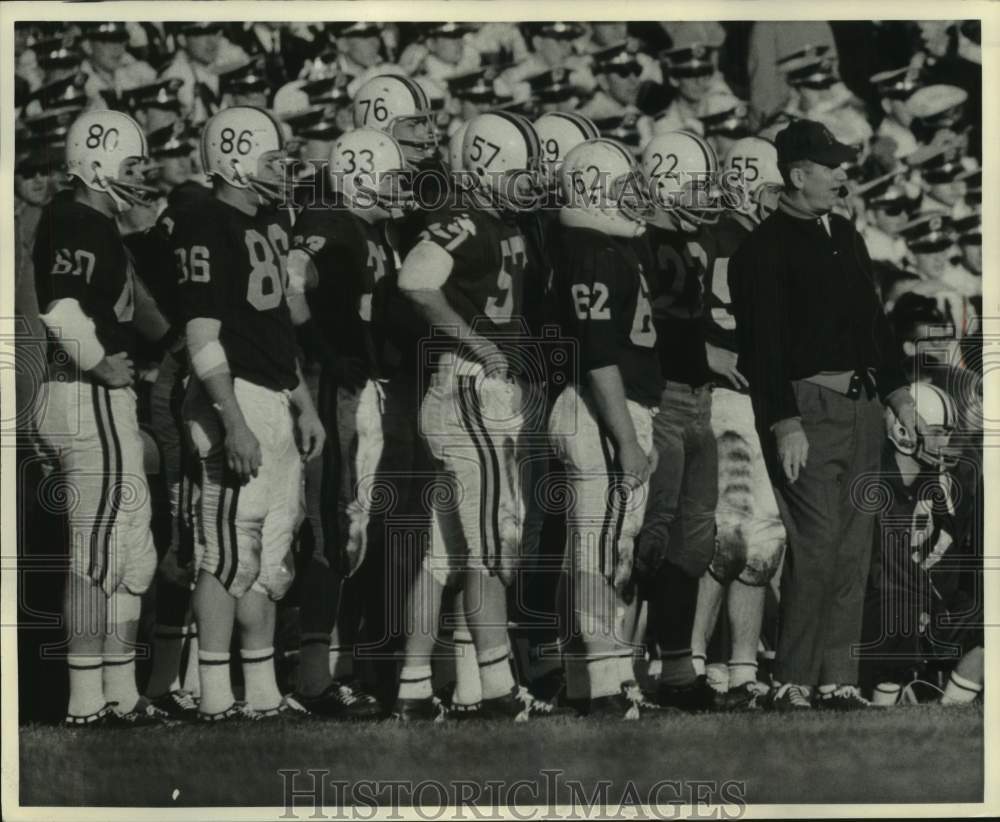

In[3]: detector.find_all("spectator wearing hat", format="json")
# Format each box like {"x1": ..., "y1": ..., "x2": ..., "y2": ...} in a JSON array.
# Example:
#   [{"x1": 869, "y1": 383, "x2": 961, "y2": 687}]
[
  {"x1": 500, "y1": 22, "x2": 595, "y2": 99},
  {"x1": 399, "y1": 23, "x2": 482, "y2": 83},
  {"x1": 697, "y1": 90, "x2": 750, "y2": 159},
  {"x1": 857, "y1": 173, "x2": 921, "y2": 268},
  {"x1": 579, "y1": 23, "x2": 663, "y2": 84},
  {"x1": 894, "y1": 212, "x2": 980, "y2": 304},
  {"x1": 447, "y1": 66, "x2": 514, "y2": 122},
  {"x1": 468, "y1": 23, "x2": 529, "y2": 67},
  {"x1": 747, "y1": 23, "x2": 838, "y2": 125},
  {"x1": 577, "y1": 42, "x2": 653, "y2": 146},
  {"x1": 911, "y1": 149, "x2": 976, "y2": 218},
  {"x1": 21, "y1": 71, "x2": 89, "y2": 120},
  {"x1": 779, "y1": 48, "x2": 869, "y2": 139},
  {"x1": 79, "y1": 22, "x2": 156, "y2": 107},
  {"x1": 870, "y1": 66, "x2": 923, "y2": 161},
  {"x1": 227, "y1": 22, "x2": 321, "y2": 89},
  {"x1": 905, "y1": 84, "x2": 970, "y2": 157},
  {"x1": 654, "y1": 43, "x2": 731, "y2": 135},
  {"x1": 952, "y1": 214, "x2": 981, "y2": 279},
  {"x1": 218, "y1": 58, "x2": 272, "y2": 109},
  {"x1": 730, "y1": 118, "x2": 919, "y2": 711},
  {"x1": 160, "y1": 22, "x2": 247, "y2": 124},
  {"x1": 327, "y1": 22, "x2": 402, "y2": 96},
  {"x1": 124, "y1": 77, "x2": 185, "y2": 133}
]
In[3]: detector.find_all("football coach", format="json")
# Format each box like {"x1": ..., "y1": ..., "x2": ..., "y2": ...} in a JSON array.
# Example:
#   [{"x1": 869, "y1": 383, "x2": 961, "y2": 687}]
[{"x1": 730, "y1": 120, "x2": 923, "y2": 710}]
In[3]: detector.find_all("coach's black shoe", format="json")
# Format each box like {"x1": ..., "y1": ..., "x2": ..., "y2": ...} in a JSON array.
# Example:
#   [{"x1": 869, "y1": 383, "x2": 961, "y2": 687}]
[
  {"x1": 197, "y1": 700, "x2": 265, "y2": 724},
  {"x1": 296, "y1": 681, "x2": 383, "y2": 720},
  {"x1": 656, "y1": 675, "x2": 720, "y2": 712},
  {"x1": 64, "y1": 702, "x2": 117, "y2": 728},
  {"x1": 815, "y1": 685, "x2": 871, "y2": 711},
  {"x1": 767, "y1": 683, "x2": 813, "y2": 712},
  {"x1": 150, "y1": 689, "x2": 199, "y2": 721},
  {"x1": 107, "y1": 699, "x2": 178, "y2": 727},
  {"x1": 479, "y1": 685, "x2": 575, "y2": 721},
  {"x1": 390, "y1": 696, "x2": 447, "y2": 722},
  {"x1": 719, "y1": 681, "x2": 769, "y2": 712},
  {"x1": 446, "y1": 700, "x2": 483, "y2": 721}
]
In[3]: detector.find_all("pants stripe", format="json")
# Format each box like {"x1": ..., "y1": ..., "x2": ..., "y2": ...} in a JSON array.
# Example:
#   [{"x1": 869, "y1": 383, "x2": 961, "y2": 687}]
[
  {"x1": 457, "y1": 377, "x2": 501, "y2": 572},
  {"x1": 596, "y1": 429, "x2": 625, "y2": 580},
  {"x1": 224, "y1": 468, "x2": 241, "y2": 591},
  {"x1": 213, "y1": 462, "x2": 234, "y2": 586},
  {"x1": 100, "y1": 387, "x2": 124, "y2": 588},
  {"x1": 88, "y1": 383, "x2": 112, "y2": 582}
]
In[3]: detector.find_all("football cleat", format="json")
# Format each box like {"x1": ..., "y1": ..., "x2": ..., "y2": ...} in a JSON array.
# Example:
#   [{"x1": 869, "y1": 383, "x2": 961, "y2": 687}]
[
  {"x1": 477, "y1": 686, "x2": 575, "y2": 721},
  {"x1": 295, "y1": 680, "x2": 384, "y2": 720},
  {"x1": 64, "y1": 702, "x2": 117, "y2": 728},
  {"x1": 655, "y1": 675, "x2": 721, "y2": 712},
  {"x1": 815, "y1": 685, "x2": 872, "y2": 711},
  {"x1": 149, "y1": 689, "x2": 199, "y2": 721},
  {"x1": 389, "y1": 695, "x2": 447, "y2": 723},
  {"x1": 107, "y1": 699, "x2": 178, "y2": 727},
  {"x1": 767, "y1": 683, "x2": 813, "y2": 712},
  {"x1": 197, "y1": 700, "x2": 265, "y2": 724},
  {"x1": 587, "y1": 681, "x2": 660, "y2": 720},
  {"x1": 66, "y1": 109, "x2": 158, "y2": 212},
  {"x1": 257, "y1": 695, "x2": 312, "y2": 721},
  {"x1": 446, "y1": 701, "x2": 483, "y2": 721},
  {"x1": 718, "y1": 680, "x2": 769, "y2": 712}
]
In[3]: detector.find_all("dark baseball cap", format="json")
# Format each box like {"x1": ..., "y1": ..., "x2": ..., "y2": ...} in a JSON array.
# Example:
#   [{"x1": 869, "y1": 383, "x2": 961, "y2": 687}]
[{"x1": 775, "y1": 119, "x2": 857, "y2": 167}]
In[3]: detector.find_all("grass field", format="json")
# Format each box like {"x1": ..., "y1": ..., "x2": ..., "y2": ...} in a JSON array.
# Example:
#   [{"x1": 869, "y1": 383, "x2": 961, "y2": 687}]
[{"x1": 17, "y1": 704, "x2": 982, "y2": 810}]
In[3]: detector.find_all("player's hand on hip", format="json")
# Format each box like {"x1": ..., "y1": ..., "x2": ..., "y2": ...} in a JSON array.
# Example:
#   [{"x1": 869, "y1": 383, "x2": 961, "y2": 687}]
[
  {"x1": 225, "y1": 419, "x2": 262, "y2": 484},
  {"x1": 618, "y1": 439, "x2": 651, "y2": 489},
  {"x1": 296, "y1": 408, "x2": 326, "y2": 462},
  {"x1": 90, "y1": 352, "x2": 135, "y2": 388},
  {"x1": 777, "y1": 427, "x2": 809, "y2": 484},
  {"x1": 706, "y1": 343, "x2": 749, "y2": 390}
]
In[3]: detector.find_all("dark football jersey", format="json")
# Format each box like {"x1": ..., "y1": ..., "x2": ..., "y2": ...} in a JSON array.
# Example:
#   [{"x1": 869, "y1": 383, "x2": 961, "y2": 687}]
[
  {"x1": 641, "y1": 223, "x2": 713, "y2": 386},
  {"x1": 175, "y1": 197, "x2": 297, "y2": 392},
  {"x1": 704, "y1": 212, "x2": 755, "y2": 355},
  {"x1": 125, "y1": 210, "x2": 180, "y2": 327},
  {"x1": 417, "y1": 206, "x2": 531, "y2": 355},
  {"x1": 34, "y1": 197, "x2": 137, "y2": 362},
  {"x1": 552, "y1": 225, "x2": 664, "y2": 408}
]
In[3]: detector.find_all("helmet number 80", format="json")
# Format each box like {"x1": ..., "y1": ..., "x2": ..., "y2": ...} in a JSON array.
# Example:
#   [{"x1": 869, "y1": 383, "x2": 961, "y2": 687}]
[
  {"x1": 220, "y1": 128, "x2": 254, "y2": 155},
  {"x1": 85, "y1": 124, "x2": 119, "y2": 151}
]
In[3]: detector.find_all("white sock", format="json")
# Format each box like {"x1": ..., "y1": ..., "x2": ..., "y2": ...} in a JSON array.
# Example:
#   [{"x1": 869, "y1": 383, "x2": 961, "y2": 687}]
[
  {"x1": 241, "y1": 647, "x2": 282, "y2": 711},
  {"x1": 728, "y1": 660, "x2": 758, "y2": 689},
  {"x1": 398, "y1": 664, "x2": 433, "y2": 700},
  {"x1": 706, "y1": 662, "x2": 730, "y2": 693},
  {"x1": 146, "y1": 625, "x2": 187, "y2": 698},
  {"x1": 67, "y1": 654, "x2": 105, "y2": 717},
  {"x1": 587, "y1": 656, "x2": 621, "y2": 700},
  {"x1": 691, "y1": 653, "x2": 707, "y2": 678},
  {"x1": 873, "y1": 682, "x2": 902, "y2": 706},
  {"x1": 198, "y1": 650, "x2": 234, "y2": 715},
  {"x1": 103, "y1": 651, "x2": 140, "y2": 713},
  {"x1": 453, "y1": 629, "x2": 482, "y2": 706},
  {"x1": 329, "y1": 644, "x2": 355, "y2": 681},
  {"x1": 478, "y1": 645, "x2": 515, "y2": 700},
  {"x1": 182, "y1": 630, "x2": 200, "y2": 696},
  {"x1": 941, "y1": 671, "x2": 982, "y2": 705}
]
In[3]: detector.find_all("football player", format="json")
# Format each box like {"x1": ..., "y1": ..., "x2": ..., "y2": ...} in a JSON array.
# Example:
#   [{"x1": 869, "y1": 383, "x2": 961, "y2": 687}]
[
  {"x1": 548, "y1": 138, "x2": 663, "y2": 717},
  {"x1": 353, "y1": 74, "x2": 441, "y2": 172},
  {"x1": 393, "y1": 111, "x2": 553, "y2": 720},
  {"x1": 634, "y1": 130, "x2": 725, "y2": 711},
  {"x1": 175, "y1": 106, "x2": 325, "y2": 721},
  {"x1": 285, "y1": 127, "x2": 417, "y2": 717},
  {"x1": 690, "y1": 137, "x2": 786, "y2": 709},
  {"x1": 34, "y1": 110, "x2": 178, "y2": 726}
]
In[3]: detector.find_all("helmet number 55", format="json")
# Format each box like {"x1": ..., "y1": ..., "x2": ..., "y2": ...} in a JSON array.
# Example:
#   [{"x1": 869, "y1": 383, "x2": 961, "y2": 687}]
[{"x1": 729, "y1": 156, "x2": 758, "y2": 181}]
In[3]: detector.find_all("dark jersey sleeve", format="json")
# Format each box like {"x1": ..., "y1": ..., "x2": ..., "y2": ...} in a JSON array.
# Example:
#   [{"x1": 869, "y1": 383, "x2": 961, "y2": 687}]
[
  {"x1": 173, "y1": 203, "x2": 233, "y2": 323},
  {"x1": 418, "y1": 207, "x2": 492, "y2": 277},
  {"x1": 291, "y1": 207, "x2": 359, "y2": 267}
]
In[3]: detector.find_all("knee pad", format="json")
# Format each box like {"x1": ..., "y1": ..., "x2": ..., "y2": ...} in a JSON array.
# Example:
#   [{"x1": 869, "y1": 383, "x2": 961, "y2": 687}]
[
  {"x1": 738, "y1": 538, "x2": 785, "y2": 587},
  {"x1": 122, "y1": 528, "x2": 157, "y2": 596},
  {"x1": 252, "y1": 550, "x2": 296, "y2": 601},
  {"x1": 708, "y1": 531, "x2": 748, "y2": 585}
]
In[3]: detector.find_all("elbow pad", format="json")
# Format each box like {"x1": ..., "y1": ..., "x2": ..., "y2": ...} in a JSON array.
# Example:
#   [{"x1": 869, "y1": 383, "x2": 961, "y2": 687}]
[
  {"x1": 186, "y1": 320, "x2": 230, "y2": 380},
  {"x1": 287, "y1": 248, "x2": 312, "y2": 296},
  {"x1": 39, "y1": 298, "x2": 106, "y2": 371}
]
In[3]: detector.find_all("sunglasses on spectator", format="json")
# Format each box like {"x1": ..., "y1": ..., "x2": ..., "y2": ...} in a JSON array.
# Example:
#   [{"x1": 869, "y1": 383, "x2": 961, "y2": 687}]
[
  {"x1": 875, "y1": 201, "x2": 910, "y2": 216},
  {"x1": 16, "y1": 164, "x2": 52, "y2": 179}
]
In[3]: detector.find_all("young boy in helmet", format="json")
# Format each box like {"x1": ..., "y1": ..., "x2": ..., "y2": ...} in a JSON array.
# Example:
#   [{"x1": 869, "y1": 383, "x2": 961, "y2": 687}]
[
  {"x1": 174, "y1": 105, "x2": 325, "y2": 722},
  {"x1": 394, "y1": 111, "x2": 555, "y2": 721},
  {"x1": 547, "y1": 137, "x2": 663, "y2": 718},
  {"x1": 690, "y1": 136, "x2": 787, "y2": 710},
  {"x1": 284, "y1": 128, "x2": 418, "y2": 718},
  {"x1": 34, "y1": 109, "x2": 179, "y2": 726}
]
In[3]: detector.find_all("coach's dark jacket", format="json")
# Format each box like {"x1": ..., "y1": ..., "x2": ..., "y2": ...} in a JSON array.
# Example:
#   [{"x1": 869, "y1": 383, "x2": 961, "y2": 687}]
[{"x1": 729, "y1": 198, "x2": 908, "y2": 432}]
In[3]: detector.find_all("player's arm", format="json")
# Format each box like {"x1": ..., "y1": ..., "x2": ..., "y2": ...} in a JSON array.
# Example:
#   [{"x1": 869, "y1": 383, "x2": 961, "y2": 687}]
[
  {"x1": 399, "y1": 240, "x2": 504, "y2": 372},
  {"x1": 586, "y1": 367, "x2": 649, "y2": 488},
  {"x1": 289, "y1": 360, "x2": 325, "y2": 461},
  {"x1": 132, "y1": 273, "x2": 185, "y2": 359},
  {"x1": 35, "y1": 238, "x2": 134, "y2": 387}
]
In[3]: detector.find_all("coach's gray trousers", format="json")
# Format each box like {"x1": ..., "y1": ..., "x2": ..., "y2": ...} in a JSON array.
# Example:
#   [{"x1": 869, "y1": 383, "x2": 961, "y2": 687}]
[{"x1": 764, "y1": 379, "x2": 884, "y2": 687}]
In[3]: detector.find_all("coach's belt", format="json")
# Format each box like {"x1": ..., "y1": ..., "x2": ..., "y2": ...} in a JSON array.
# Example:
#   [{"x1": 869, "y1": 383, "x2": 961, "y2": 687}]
[{"x1": 801, "y1": 369, "x2": 877, "y2": 400}]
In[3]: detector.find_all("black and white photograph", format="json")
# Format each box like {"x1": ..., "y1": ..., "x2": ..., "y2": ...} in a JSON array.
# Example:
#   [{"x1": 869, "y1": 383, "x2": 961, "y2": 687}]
[{"x1": 1, "y1": 1, "x2": 994, "y2": 818}]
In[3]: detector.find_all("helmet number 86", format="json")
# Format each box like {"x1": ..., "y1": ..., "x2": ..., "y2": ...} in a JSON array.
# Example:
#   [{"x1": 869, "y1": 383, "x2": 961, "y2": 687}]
[{"x1": 219, "y1": 128, "x2": 254, "y2": 155}]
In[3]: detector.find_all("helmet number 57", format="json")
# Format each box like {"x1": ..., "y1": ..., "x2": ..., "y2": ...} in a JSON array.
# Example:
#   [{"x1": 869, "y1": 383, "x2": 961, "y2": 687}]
[{"x1": 469, "y1": 135, "x2": 501, "y2": 167}]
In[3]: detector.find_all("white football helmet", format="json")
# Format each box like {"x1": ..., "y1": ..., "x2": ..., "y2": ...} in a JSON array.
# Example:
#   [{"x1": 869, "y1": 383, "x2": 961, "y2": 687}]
[
  {"x1": 65, "y1": 109, "x2": 157, "y2": 212},
  {"x1": 449, "y1": 120, "x2": 470, "y2": 171},
  {"x1": 462, "y1": 111, "x2": 544, "y2": 212},
  {"x1": 534, "y1": 111, "x2": 600, "y2": 194},
  {"x1": 560, "y1": 138, "x2": 653, "y2": 237},
  {"x1": 886, "y1": 381, "x2": 960, "y2": 469},
  {"x1": 200, "y1": 105, "x2": 293, "y2": 204},
  {"x1": 641, "y1": 130, "x2": 724, "y2": 226},
  {"x1": 329, "y1": 128, "x2": 413, "y2": 218},
  {"x1": 722, "y1": 136, "x2": 783, "y2": 223},
  {"x1": 352, "y1": 74, "x2": 438, "y2": 166}
]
